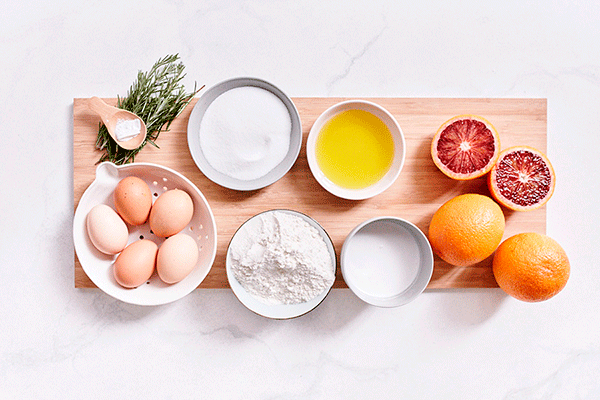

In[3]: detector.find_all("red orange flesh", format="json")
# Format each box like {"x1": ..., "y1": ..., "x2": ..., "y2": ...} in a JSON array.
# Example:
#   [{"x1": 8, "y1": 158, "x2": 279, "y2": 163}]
[
  {"x1": 431, "y1": 115, "x2": 500, "y2": 180},
  {"x1": 488, "y1": 146, "x2": 555, "y2": 211}
]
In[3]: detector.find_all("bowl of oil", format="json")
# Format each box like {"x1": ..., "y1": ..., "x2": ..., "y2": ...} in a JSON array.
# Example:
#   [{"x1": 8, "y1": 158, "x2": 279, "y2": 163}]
[{"x1": 306, "y1": 100, "x2": 406, "y2": 200}]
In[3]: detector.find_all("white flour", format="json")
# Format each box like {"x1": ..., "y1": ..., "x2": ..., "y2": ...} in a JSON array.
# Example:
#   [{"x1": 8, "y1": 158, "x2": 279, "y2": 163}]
[{"x1": 230, "y1": 211, "x2": 335, "y2": 305}]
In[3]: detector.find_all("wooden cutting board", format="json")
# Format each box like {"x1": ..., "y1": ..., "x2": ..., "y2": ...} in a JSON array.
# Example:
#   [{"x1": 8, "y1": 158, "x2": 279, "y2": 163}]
[{"x1": 74, "y1": 97, "x2": 547, "y2": 289}]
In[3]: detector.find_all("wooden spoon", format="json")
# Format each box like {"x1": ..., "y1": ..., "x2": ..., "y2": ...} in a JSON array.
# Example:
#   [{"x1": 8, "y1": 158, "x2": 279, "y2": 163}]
[{"x1": 87, "y1": 97, "x2": 147, "y2": 150}]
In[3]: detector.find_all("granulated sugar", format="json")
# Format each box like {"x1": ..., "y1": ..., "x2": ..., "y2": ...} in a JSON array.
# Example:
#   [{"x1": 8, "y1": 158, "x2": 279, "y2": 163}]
[
  {"x1": 229, "y1": 211, "x2": 334, "y2": 305},
  {"x1": 199, "y1": 86, "x2": 291, "y2": 181}
]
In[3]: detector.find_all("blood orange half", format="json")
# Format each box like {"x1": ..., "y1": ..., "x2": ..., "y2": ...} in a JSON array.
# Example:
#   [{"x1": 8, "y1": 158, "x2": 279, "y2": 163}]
[
  {"x1": 431, "y1": 115, "x2": 500, "y2": 180},
  {"x1": 488, "y1": 146, "x2": 555, "y2": 211}
]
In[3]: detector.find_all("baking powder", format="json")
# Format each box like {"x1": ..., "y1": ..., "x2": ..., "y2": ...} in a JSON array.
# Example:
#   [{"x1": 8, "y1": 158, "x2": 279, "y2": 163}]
[
  {"x1": 115, "y1": 118, "x2": 141, "y2": 141},
  {"x1": 230, "y1": 211, "x2": 335, "y2": 305}
]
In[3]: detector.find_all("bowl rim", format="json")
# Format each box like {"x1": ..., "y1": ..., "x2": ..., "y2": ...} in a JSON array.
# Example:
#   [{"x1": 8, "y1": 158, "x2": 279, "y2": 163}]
[
  {"x1": 73, "y1": 161, "x2": 218, "y2": 306},
  {"x1": 187, "y1": 77, "x2": 302, "y2": 191},
  {"x1": 306, "y1": 99, "x2": 406, "y2": 200},
  {"x1": 225, "y1": 209, "x2": 337, "y2": 319},
  {"x1": 340, "y1": 216, "x2": 433, "y2": 307}
]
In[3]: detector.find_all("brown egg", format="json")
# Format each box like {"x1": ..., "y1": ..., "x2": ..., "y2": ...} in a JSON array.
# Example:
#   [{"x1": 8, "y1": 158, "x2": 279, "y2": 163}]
[
  {"x1": 86, "y1": 204, "x2": 128, "y2": 255},
  {"x1": 113, "y1": 240, "x2": 158, "y2": 288},
  {"x1": 113, "y1": 176, "x2": 152, "y2": 226},
  {"x1": 157, "y1": 234, "x2": 199, "y2": 284},
  {"x1": 149, "y1": 189, "x2": 194, "y2": 238}
]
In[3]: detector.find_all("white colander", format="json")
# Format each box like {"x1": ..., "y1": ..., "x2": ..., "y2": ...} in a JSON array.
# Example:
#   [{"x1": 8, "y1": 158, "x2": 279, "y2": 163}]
[{"x1": 73, "y1": 162, "x2": 217, "y2": 306}]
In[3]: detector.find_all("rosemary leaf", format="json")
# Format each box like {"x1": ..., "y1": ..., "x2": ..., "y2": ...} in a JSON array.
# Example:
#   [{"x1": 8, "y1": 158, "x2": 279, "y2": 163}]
[{"x1": 95, "y1": 54, "x2": 202, "y2": 165}]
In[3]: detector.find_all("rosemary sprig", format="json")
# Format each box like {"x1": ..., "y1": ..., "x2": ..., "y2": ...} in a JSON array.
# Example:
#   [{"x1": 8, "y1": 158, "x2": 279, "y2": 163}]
[{"x1": 95, "y1": 54, "x2": 203, "y2": 164}]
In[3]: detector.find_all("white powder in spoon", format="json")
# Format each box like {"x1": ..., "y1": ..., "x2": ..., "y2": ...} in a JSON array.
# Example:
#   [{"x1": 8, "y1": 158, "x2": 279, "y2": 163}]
[
  {"x1": 199, "y1": 86, "x2": 292, "y2": 181},
  {"x1": 230, "y1": 211, "x2": 335, "y2": 305},
  {"x1": 115, "y1": 118, "x2": 141, "y2": 141}
]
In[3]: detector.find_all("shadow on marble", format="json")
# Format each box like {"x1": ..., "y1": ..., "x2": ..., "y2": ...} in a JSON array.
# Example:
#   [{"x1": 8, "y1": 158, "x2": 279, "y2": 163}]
[
  {"x1": 427, "y1": 288, "x2": 507, "y2": 326},
  {"x1": 292, "y1": 288, "x2": 369, "y2": 332},
  {"x1": 181, "y1": 287, "x2": 369, "y2": 338}
]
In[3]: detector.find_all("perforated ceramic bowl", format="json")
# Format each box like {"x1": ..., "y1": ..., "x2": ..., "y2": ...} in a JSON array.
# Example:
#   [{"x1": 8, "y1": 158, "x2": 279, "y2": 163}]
[{"x1": 73, "y1": 162, "x2": 217, "y2": 306}]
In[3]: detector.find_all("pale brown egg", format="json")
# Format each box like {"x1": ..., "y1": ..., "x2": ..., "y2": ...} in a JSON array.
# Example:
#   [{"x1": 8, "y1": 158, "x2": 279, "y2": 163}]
[
  {"x1": 157, "y1": 234, "x2": 199, "y2": 284},
  {"x1": 113, "y1": 176, "x2": 152, "y2": 226},
  {"x1": 86, "y1": 204, "x2": 128, "y2": 255},
  {"x1": 113, "y1": 239, "x2": 158, "y2": 288},
  {"x1": 149, "y1": 189, "x2": 194, "y2": 238}
]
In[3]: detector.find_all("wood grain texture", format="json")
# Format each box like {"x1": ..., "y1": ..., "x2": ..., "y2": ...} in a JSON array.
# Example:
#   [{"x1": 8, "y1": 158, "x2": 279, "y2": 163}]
[{"x1": 74, "y1": 97, "x2": 547, "y2": 289}]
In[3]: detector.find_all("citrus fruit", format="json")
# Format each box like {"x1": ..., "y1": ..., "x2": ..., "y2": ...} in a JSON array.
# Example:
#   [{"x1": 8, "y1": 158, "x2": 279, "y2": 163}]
[
  {"x1": 493, "y1": 232, "x2": 569, "y2": 302},
  {"x1": 488, "y1": 146, "x2": 555, "y2": 211},
  {"x1": 428, "y1": 194, "x2": 505, "y2": 266},
  {"x1": 431, "y1": 115, "x2": 500, "y2": 180}
]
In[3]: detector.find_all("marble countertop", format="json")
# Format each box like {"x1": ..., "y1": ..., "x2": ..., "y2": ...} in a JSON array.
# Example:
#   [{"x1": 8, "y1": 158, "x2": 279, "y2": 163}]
[{"x1": 2, "y1": 1, "x2": 599, "y2": 398}]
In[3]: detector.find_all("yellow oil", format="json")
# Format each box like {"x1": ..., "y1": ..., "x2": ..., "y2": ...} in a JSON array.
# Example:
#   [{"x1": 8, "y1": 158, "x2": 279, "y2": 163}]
[{"x1": 316, "y1": 109, "x2": 394, "y2": 189}]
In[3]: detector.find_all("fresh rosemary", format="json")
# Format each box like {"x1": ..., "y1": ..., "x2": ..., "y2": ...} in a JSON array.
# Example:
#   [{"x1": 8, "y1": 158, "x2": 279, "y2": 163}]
[{"x1": 95, "y1": 54, "x2": 203, "y2": 164}]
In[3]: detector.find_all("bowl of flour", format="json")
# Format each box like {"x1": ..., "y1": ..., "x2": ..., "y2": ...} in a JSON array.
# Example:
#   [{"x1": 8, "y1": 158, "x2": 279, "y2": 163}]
[
  {"x1": 187, "y1": 77, "x2": 302, "y2": 191},
  {"x1": 226, "y1": 209, "x2": 336, "y2": 319}
]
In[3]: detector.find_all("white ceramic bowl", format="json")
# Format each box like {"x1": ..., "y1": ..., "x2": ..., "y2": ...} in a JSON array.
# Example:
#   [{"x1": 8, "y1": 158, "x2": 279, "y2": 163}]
[
  {"x1": 226, "y1": 210, "x2": 336, "y2": 319},
  {"x1": 73, "y1": 162, "x2": 217, "y2": 306},
  {"x1": 306, "y1": 100, "x2": 406, "y2": 200},
  {"x1": 341, "y1": 217, "x2": 433, "y2": 307},
  {"x1": 187, "y1": 77, "x2": 302, "y2": 191}
]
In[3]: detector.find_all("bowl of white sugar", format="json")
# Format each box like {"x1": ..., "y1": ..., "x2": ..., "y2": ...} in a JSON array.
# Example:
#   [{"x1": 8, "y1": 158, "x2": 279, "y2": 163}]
[
  {"x1": 341, "y1": 217, "x2": 433, "y2": 307},
  {"x1": 226, "y1": 209, "x2": 337, "y2": 319},
  {"x1": 187, "y1": 77, "x2": 302, "y2": 191}
]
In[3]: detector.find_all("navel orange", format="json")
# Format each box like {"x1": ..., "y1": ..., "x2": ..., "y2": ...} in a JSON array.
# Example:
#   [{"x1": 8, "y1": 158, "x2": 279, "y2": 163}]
[
  {"x1": 428, "y1": 194, "x2": 505, "y2": 266},
  {"x1": 493, "y1": 232, "x2": 570, "y2": 302},
  {"x1": 431, "y1": 115, "x2": 500, "y2": 180},
  {"x1": 488, "y1": 146, "x2": 555, "y2": 211}
]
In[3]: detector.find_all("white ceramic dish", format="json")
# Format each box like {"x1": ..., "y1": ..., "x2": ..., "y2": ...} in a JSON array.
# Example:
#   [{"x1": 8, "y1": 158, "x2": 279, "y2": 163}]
[
  {"x1": 187, "y1": 77, "x2": 302, "y2": 191},
  {"x1": 341, "y1": 217, "x2": 433, "y2": 307},
  {"x1": 226, "y1": 210, "x2": 336, "y2": 319},
  {"x1": 73, "y1": 162, "x2": 217, "y2": 306},
  {"x1": 306, "y1": 100, "x2": 406, "y2": 200}
]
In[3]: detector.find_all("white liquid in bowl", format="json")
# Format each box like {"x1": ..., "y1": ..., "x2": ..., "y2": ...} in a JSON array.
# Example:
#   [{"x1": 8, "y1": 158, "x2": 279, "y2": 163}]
[{"x1": 343, "y1": 220, "x2": 420, "y2": 298}]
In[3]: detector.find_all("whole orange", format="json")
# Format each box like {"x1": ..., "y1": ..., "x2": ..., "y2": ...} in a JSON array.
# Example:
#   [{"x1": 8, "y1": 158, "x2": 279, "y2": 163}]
[
  {"x1": 428, "y1": 194, "x2": 505, "y2": 266},
  {"x1": 493, "y1": 232, "x2": 570, "y2": 302}
]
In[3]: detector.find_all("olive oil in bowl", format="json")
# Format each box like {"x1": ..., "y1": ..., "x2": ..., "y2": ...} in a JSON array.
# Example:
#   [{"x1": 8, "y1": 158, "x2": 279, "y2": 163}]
[{"x1": 315, "y1": 109, "x2": 395, "y2": 189}]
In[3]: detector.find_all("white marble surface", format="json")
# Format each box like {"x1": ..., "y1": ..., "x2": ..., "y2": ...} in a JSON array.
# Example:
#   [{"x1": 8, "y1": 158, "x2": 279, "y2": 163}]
[{"x1": 2, "y1": 1, "x2": 600, "y2": 398}]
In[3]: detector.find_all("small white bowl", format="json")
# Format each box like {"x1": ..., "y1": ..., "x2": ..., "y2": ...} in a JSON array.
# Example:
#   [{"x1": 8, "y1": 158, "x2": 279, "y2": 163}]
[
  {"x1": 226, "y1": 210, "x2": 336, "y2": 319},
  {"x1": 187, "y1": 77, "x2": 302, "y2": 191},
  {"x1": 73, "y1": 162, "x2": 217, "y2": 306},
  {"x1": 306, "y1": 100, "x2": 406, "y2": 200},
  {"x1": 341, "y1": 217, "x2": 433, "y2": 307}
]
